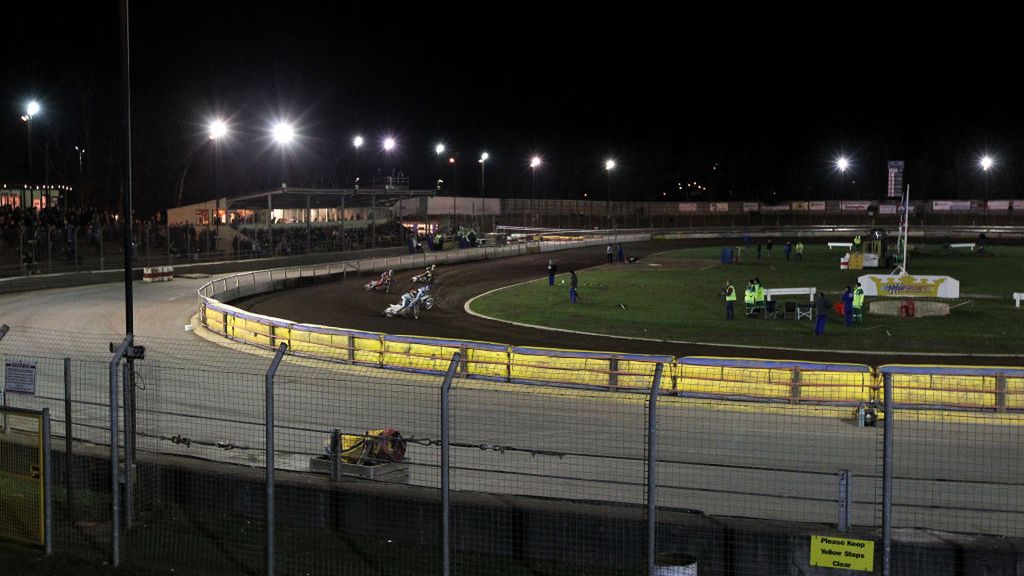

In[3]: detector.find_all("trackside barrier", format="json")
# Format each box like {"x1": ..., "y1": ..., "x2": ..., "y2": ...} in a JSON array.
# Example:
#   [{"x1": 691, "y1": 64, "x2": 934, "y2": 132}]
[
  {"x1": 674, "y1": 357, "x2": 875, "y2": 404},
  {"x1": 197, "y1": 239, "x2": 1022, "y2": 412},
  {"x1": 878, "y1": 364, "x2": 1024, "y2": 411},
  {"x1": 510, "y1": 346, "x2": 673, "y2": 389},
  {"x1": 201, "y1": 297, "x2": 1024, "y2": 412}
]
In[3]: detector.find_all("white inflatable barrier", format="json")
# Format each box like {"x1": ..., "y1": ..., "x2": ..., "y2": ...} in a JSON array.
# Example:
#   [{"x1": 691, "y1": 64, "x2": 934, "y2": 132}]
[{"x1": 143, "y1": 266, "x2": 174, "y2": 282}]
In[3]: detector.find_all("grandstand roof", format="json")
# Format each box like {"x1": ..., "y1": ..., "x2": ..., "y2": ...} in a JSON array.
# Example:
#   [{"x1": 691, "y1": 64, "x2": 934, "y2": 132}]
[{"x1": 225, "y1": 187, "x2": 435, "y2": 211}]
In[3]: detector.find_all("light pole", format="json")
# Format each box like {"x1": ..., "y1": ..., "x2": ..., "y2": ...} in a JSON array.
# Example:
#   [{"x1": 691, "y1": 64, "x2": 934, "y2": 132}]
[
  {"x1": 479, "y1": 152, "x2": 489, "y2": 197},
  {"x1": 270, "y1": 120, "x2": 295, "y2": 255},
  {"x1": 449, "y1": 155, "x2": 457, "y2": 229},
  {"x1": 74, "y1": 146, "x2": 85, "y2": 209},
  {"x1": 383, "y1": 137, "x2": 396, "y2": 187},
  {"x1": 273, "y1": 121, "x2": 295, "y2": 188},
  {"x1": 435, "y1": 143, "x2": 445, "y2": 185},
  {"x1": 836, "y1": 156, "x2": 850, "y2": 197},
  {"x1": 352, "y1": 135, "x2": 364, "y2": 189},
  {"x1": 21, "y1": 101, "x2": 40, "y2": 183},
  {"x1": 530, "y1": 156, "x2": 541, "y2": 227},
  {"x1": 479, "y1": 153, "x2": 489, "y2": 232},
  {"x1": 605, "y1": 159, "x2": 616, "y2": 228},
  {"x1": 207, "y1": 119, "x2": 227, "y2": 253},
  {"x1": 980, "y1": 155, "x2": 994, "y2": 198},
  {"x1": 378, "y1": 137, "x2": 397, "y2": 247}
]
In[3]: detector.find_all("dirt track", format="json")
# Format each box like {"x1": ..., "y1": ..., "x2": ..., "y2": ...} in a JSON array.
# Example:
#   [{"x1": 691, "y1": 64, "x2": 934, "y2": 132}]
[{"x1": 233, "y1": 240, "x2": 1020, "y2": 366}]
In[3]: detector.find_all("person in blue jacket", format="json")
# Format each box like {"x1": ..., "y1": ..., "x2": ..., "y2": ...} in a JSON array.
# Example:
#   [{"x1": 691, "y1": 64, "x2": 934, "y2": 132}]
[{"x1": 841, "y1": 286, "x2": 855, "y2": 327}]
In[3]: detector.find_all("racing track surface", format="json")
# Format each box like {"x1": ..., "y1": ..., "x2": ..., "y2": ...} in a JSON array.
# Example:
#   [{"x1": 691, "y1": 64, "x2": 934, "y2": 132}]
[{"x1": 232, "y1": 240, "x2": 1019, "y2": 366}]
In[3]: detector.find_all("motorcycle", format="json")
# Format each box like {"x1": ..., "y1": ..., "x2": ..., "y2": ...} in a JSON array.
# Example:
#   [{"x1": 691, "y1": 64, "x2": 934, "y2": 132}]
[
  {"x1": 384, "y1": 288, "x2": 434, "y2": 318},
  {"x1": 364, "y1": 270, "x2": 394, "y2": 293},
  {"x1": 411, "y1": 265, "x2": 436, "y2": 284}
]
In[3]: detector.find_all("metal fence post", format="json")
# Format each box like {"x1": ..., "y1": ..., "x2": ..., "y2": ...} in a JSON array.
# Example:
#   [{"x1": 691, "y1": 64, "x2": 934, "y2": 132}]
[
  {"x1": 122, "y1": 362, "x2": 134, "y2": 529},
  {"x1": 441, "y1": 351, "x2": 461, "y2": 576},
  {"x1": 838, "y1": 469, "x2": 851, "y2": 532},
  {"x1": 647, "y1": 363, "x2": 664, "y2": 575},
  {"x1": 265, "y1": 343, "x2": 287, "y2": 576},
  {"x1": 109, "y1": 336, "x2": 131, "y2": 568},
  {"x1": 330, "y1": 428, "x2": 341, "y2": 481},
  {"x1": 42, "y1": 407, "x2": 52, "y2": 556},
  {"x1": 64, "y1": 358, "x2": 74, "y2": 523},
  {"x1": 882, "y1": 372, "x2": 893, "y2": 576}
]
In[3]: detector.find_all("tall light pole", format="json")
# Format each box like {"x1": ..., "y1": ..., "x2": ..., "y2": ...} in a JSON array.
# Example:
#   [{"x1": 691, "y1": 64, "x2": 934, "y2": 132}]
[
  {"x1": 605, "y1": 159, "x2": 616, "y2": 228},
  {"x1": 273, "y1": 120, "x2": 295, "y2": 185},
  {"x1": 21, "y1": 101, "x2": 40, "y2": 183},
  {"x1": 270, "y1": 120, "x2": 295, "y2": 256},
  {"x1": 74, "y1": 146, "x2": 85, "y2": 209},
  {"x1": 383, "y1": 137, "x2": 396, "y2": 186},
  {"x1": 530, "y1": 156, "x2": 541, "y2": 197},
  {"x1": 980, "y1": 155, "x2": 994, "y2": 197},
  {"x1": 378, "y1": 137, "x2": 397, "y2": 247},
  {"x1": 352, "y1": 135, "x2": 364, "y2": 189},
  {"x1": 207, "y1": 119, "x2": 227, "y2": 252},
  {"x1": 836, "y1": 156, "x2": 850, "y2": 197},
  {"x1": 530, "y1": 156, "x2": 541, "y2": 227},
  {"x1": 435, "y1": 142, "x2": 445, "y2": 191},
  {"x1": 479, "y1": 152, "x2": 489, "y2": 197},
  {"x1": 479, "y1": 153, "x2": 489, "y2": 232}
]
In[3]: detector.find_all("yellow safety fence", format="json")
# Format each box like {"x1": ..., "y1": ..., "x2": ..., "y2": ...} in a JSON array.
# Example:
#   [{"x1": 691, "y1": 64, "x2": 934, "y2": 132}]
[{"x1": 201, "y1": 300, "x2": 1024, "y2": 412}]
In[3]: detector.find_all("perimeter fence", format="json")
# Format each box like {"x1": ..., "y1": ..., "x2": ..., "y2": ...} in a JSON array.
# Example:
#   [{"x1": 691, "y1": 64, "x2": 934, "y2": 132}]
[{"x1": 0, "y1": 325, "x2": 1022, "y2": 575}]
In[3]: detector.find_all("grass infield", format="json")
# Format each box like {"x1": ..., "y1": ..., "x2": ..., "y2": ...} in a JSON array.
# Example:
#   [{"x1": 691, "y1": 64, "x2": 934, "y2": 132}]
[{"x1": 469, "y1": 244, "x2": 1024, "y2": 354}]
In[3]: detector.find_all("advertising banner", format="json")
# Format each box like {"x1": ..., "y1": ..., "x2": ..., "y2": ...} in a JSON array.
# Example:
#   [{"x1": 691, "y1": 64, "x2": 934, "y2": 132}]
[
  {"x1": 932, "y1": 200, "x2": 972, "y2": 212},
  {"x1": 710, "y1": 202, "x2": 730, "y2": 213},
  {"x1": 841, "y1": 201, "x2": 872, "y2": 211},
  {"x1": 987, "y1": 200, "x2": 1010, "y2": 211},
  {"x1": 791, "y1": 201, "x2": 809, "y2": 211},
  {"x1": 809, "y1": 201, "x2": 826, "y2": 211},
  {"x1": 742, "y1": 202, "x2": 760, "y2": 213},
  {"x1": 678, "y1": 202, "x2": 698, "y2": 213},
  {"x1": 858, "y1": 274, "x2": 960, "y2": 298}
]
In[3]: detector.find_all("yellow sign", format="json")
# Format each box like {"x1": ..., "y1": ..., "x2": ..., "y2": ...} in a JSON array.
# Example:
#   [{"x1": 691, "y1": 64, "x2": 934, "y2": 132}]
[{"x1": 810, "y1": 535, "x2": 874, "y2": 571}]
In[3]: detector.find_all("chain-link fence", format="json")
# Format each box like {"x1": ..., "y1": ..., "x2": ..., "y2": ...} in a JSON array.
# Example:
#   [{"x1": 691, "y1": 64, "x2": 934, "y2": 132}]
[{"x1": 1, "y1": 326, "x2": 1023, "y2": 575}]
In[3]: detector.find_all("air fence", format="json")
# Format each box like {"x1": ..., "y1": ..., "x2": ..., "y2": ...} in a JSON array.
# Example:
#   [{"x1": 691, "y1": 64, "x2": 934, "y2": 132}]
[{"x1": 1, "y1": 326, "x2": 1023, "y2": 575}]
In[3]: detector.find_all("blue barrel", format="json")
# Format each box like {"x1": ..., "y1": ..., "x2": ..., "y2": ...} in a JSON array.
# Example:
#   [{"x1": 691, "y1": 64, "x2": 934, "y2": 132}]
[{"x1": 721, "y1": 247, "x2": 734, "y2": 264}]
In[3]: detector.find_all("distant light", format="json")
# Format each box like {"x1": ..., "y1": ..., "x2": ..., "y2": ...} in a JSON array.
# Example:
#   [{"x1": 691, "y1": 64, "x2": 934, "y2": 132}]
[
  {"x1": 448, "y1": 157, "x2": 455, "y2": 164},
  {"x1": 530, "y1": 156, "x2": 542, "y2": 168},
  {"x1": 208, "y1": 119, "x2": 227, "y2": 140},
  {"x1": 435, "y1": 143, "x2": 445, "y2": 155},
  {"x1": 26, "y1": 101, "x2": 40, "y2": 117},
  {"x1": 353, "y1": 135, "x2": 364, "y2": 148},
  {"x1": 480, "y1": 152, "x2": 489, "y2": 162},
  {"x1": 980, "y1": 155, "x2": 994, "y2": 171},
  {"x1": 836, "y1": 157, "x2": 850, "y2": 172},
  {"x1": 384, "y1": 137, "x2": 396, "y2": 151},
  {"x1": 272, "y1": 122, "x2": 295, "y2": 144},
  {"x1": 605, "y1": 159, "x2": 616, "y2": 171}
]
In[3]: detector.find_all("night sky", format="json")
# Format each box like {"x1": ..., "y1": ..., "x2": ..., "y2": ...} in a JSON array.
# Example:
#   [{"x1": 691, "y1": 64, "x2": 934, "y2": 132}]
[{"x1": 3, "y1": 3, "x2": 1024, "y2": 216}]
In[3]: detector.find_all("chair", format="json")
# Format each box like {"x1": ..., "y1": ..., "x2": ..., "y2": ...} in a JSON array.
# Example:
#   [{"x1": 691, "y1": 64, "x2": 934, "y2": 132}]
[
  {"x1": 764, "y1": 300, "x2": 779, "y2": 320},
  {"x1": 783, "y1": 300, "x2": 797, "y2": 320},
  {"x1": 796, "y1": 304, "x2": 813, "y2": 321}
]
